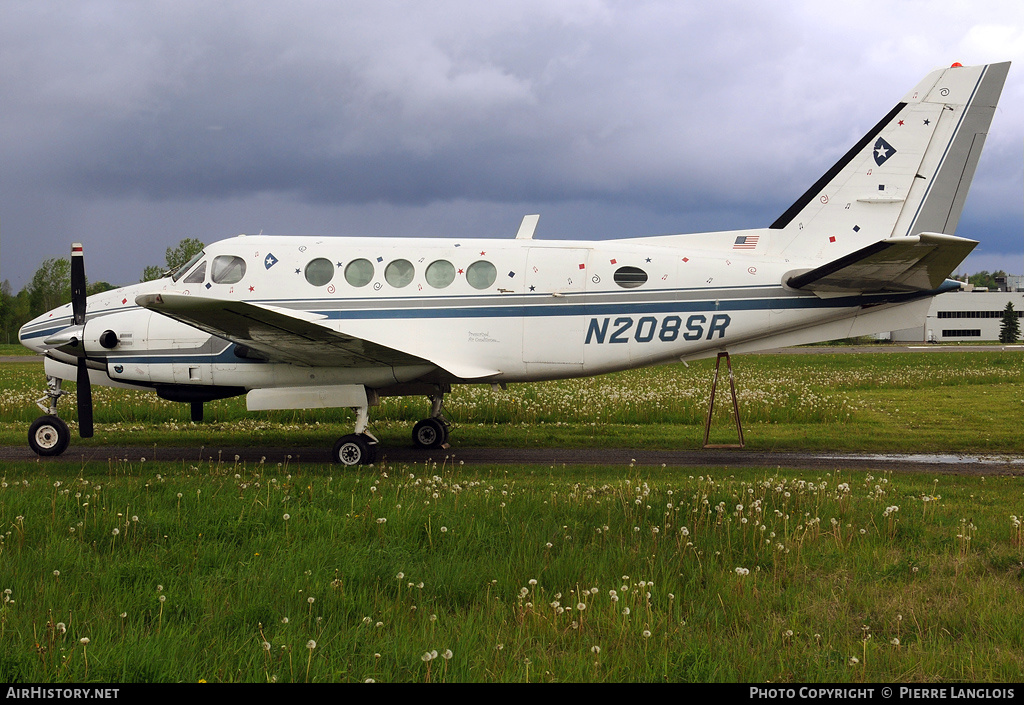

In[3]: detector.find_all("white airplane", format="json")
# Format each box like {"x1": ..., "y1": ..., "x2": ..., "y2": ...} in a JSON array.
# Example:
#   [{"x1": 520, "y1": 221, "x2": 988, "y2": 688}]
[{"x1": 18, "y1": 61, "x2": 1010, "y2": 464}]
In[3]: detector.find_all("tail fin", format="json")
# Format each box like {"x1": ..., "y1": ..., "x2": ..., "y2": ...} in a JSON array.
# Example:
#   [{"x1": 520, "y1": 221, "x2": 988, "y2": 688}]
[{"x1": 769, "y1": 62, "x2": 1010, "y2": 262}]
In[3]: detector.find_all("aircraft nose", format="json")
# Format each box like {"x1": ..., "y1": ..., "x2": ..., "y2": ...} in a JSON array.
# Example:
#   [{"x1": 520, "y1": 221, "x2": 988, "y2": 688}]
[
  {"x1": 18, "y1": 319, "x2": 43, "y2": 353},
  {"x1": 18, "y1": 312, "x2": 62, "y2": 354}
]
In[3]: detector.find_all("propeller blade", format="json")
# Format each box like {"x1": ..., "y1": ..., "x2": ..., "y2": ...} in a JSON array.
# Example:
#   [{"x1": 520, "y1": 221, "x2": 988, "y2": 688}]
[
  {"x1": 71, "y1": 244, "x2": 93, "y2": 438},
  {"x1": 71, "y1": 243, "x2": 86, "y2": 326},
  {"x1": 77, "y1": 358, "x2": 93, "y2": 438}
]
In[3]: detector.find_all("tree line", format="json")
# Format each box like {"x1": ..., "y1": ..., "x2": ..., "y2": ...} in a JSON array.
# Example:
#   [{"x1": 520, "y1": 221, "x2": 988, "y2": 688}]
[{"x1": 0, "y1": 238, "x2": 203, "y2": 344}]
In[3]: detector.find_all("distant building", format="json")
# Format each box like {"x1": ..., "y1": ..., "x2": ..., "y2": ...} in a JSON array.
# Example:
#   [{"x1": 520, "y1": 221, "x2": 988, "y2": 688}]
[{"x1": 889, "y1": 290, "x2": 1024, "y2": 342}]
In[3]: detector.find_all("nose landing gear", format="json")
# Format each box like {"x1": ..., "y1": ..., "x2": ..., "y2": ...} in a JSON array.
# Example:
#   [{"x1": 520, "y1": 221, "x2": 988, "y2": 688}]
[{"x1": 28, "y1": 376, "x2": 72, "y2": 457}]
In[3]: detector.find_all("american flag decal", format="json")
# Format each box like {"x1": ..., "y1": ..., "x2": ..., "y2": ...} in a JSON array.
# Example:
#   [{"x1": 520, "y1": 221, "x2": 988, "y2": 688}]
[{"x1": 733, "y1": 235, "x2": 759, "y2": 250}]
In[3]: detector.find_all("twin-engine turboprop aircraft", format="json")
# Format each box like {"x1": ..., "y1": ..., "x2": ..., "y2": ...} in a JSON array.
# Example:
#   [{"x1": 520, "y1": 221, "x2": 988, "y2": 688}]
[{"x1": 18, "y1": 62, "x2": 1010, "y2": 464}]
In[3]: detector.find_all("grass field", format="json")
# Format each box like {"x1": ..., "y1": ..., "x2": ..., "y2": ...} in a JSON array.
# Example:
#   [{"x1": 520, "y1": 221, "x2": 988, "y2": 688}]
[
  {"x1": 2, "y1": 351, "x2": 1024, "y2": 683},
  {"x1": 2, "y1": 349, "x2": 1023, "y2": 451}
]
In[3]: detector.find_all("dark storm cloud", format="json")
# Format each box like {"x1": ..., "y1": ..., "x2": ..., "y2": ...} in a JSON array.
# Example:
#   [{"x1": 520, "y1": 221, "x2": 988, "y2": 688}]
[{"x1": 1, "y1": 1, "x2": 1022, "y2": 288}]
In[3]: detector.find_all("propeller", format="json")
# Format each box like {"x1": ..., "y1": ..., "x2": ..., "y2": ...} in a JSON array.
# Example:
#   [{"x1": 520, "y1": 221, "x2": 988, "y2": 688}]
[{"x1": 70, "y1": 243, "x2": 94, "y2": 438}]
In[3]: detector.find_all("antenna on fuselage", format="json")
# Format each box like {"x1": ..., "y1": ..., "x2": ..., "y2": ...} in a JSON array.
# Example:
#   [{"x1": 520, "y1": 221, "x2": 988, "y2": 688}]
[{"x1": 515, "y1": 214, "x2": 539, "y2": 240}]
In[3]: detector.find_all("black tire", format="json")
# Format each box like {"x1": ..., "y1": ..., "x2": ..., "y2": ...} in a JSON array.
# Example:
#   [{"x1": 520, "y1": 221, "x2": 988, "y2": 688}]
[
  {"x1": 28, "y1": 415, "x2": 71, "y2": 457},
  {"x1": 332, "y1": 434, "x2": 378, "y2": 466},
  {"x1": 412, "y1": 418, "x2": 448, "y2": 449}
]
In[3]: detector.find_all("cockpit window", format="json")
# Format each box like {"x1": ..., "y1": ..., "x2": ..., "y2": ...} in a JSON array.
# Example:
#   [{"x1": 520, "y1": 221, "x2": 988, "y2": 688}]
[
  {"x1": 211, "y1": 255, "x2": 246, "y2": 284},
  {"x1": 183, "y1": 261, "x2": 207, "y2": 284},
  {"x1": 172, "y1": 251, "x2": 207, "y2": 282}
]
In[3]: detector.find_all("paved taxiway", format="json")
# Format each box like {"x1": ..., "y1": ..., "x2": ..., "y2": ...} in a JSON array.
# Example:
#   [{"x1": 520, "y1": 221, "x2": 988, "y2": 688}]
[{"x1": 1, "y1": 444, "x2": 1022, "y2": 474}]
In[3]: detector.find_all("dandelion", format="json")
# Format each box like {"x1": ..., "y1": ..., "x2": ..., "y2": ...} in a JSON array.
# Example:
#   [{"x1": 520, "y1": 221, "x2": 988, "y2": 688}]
[{"x1": 305, "y1": 639, "x2": 316, "y2": 682}]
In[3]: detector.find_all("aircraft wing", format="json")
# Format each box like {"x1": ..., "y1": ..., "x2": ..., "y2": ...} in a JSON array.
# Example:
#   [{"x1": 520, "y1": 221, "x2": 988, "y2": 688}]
[
  {"x1": 785, "y1": 232, "x2": 977, "y2": 294},
  {"x1": 135, "y1": 293, "x2": 497, "y2": 378}
]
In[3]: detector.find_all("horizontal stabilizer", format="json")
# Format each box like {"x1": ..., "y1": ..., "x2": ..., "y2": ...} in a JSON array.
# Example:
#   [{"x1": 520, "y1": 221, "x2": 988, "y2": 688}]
[{"x1": 785, "y1": 232, "x2": 977, "y2": 294}]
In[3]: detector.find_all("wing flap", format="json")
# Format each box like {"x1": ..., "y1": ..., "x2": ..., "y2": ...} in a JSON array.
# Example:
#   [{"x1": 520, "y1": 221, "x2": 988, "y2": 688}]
[{"x1": 785, "y1": 232, "x2": 977, "y2": 294}]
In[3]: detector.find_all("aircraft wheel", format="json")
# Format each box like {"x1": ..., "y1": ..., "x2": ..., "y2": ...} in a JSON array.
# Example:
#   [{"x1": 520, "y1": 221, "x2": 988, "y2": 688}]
[
  {"x1": 332, "y1": 433, "x2": 378, "y2": 466},
  {"x1": 28, "y1": 415, "x2": 71, "y2": 457},
  {"x1": 412, "y1": 418, "x2": 448, "y2": 449}
]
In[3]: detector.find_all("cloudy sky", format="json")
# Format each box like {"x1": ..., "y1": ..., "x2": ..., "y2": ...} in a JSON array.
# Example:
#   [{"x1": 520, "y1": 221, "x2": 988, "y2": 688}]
[{"x1": 2, "y1": 0, "x2": 1022, "y2": 291}]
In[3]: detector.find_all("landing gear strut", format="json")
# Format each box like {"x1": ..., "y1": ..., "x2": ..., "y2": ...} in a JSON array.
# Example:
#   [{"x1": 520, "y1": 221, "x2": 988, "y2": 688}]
[
  {"x1": 412, "y1": 393, "x2": 449, "y2": 449},
  {"x1": 331, "y1": 399, "x2": 378, "y2": 466}
]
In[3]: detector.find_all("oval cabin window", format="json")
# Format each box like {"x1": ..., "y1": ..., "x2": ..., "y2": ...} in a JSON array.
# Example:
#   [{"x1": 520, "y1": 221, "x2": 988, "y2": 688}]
[
  {"x1": 344, "y1": 259, "x2": 375, "y2": 288},
  {"x1": 425, "y1": 260, "x2": 456, "y2": 289},
  {"x1": 613, "y1": 266, "x2": 648, "y2": 289},
  {"x1": 304, "y1": 258, "x2": 334, "y2": 287},
  {"x1": 385, "y1": 259, "x2": 415, "y2": 288},
  {"x1": 466, "y1": 260, "x2": 497, "y2": 290}
]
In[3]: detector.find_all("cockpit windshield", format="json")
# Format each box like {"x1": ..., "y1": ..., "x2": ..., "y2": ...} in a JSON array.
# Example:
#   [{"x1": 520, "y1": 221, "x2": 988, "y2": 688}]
[{"x1": 172, "y1": 251, "x2": 207, "y2": 282}]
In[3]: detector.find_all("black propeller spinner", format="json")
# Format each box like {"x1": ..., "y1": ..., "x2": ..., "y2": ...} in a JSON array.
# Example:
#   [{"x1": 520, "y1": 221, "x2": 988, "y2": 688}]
[{"x1": 70, "y1": 243, "x2": 93, "y2": 438}]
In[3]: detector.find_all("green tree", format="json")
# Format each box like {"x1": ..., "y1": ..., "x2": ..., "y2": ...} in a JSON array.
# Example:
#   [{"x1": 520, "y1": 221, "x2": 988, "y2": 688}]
[
  {"x1": 999, "y1": 301, "x2": 1020, "y2": 343},
  {"x1": 28, "y1": 257, "x2": 71, "y2": 318},
  {"x1": 142, "y1": 238, "x2": 205, "y2": 281},
  {"x1": 969, "y1": 270, "x2": 1007, "y2": 290}
]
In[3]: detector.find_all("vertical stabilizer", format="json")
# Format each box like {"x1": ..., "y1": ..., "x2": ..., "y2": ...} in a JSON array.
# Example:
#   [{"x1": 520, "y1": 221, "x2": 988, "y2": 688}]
[{"x1": 769, "y1": 62, "x2": 1009, "y2": 263}]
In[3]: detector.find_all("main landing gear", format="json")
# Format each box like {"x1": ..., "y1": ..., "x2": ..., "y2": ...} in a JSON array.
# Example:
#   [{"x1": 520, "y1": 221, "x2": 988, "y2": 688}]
[
  {"x1": 332, "y1": 403, "x2": 379, "y2": 466},
  {"x1": 411, "y1": 394, "x2": 450, "y2": 450},
  {"x1": 330, "y1": 390, "x2": 451, "y2": 466}
]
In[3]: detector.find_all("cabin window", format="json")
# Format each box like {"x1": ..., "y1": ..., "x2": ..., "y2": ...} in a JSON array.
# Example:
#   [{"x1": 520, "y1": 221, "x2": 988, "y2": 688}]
[
  {"x1": 183, "y1": 261, "x2": 207, "y2": 284},
  {"x1": 304, "y1": 258, "x2": 334, "y2": 287},
  {"x1": 466, "y1": 260, "x2": 496, "y2": 290},
  {"x1": 385, "y1": 259, "x2": 415, "y2": 288},
  {"x1": 613, "y1": 266, "x2": 648, "y2": 289},
  {"x1": 344, "y1": 259, "x2": 375, "y2": 288},
  {"x1": 211, "y1": 255, "x2": 247, "y2": 285},
  {"x1": 425, "y1": 260, "x2": 456, "y2": 289}
]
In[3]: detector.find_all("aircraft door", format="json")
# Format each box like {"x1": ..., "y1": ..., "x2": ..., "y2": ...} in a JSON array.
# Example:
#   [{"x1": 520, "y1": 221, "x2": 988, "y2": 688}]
[{"x1": 522, "y1": 248, "x2": 589, "y2": 367}]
